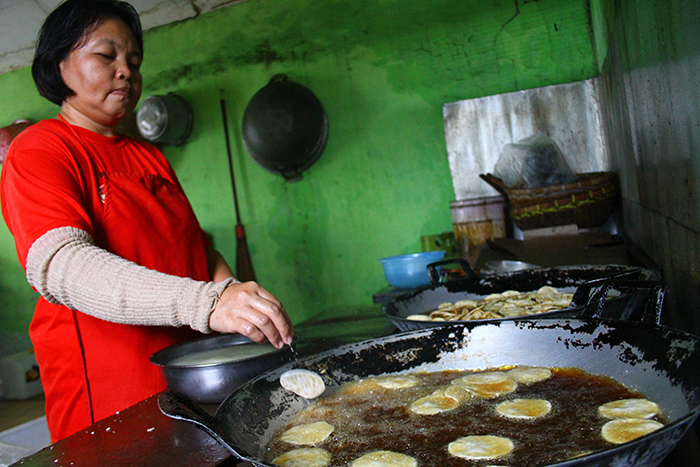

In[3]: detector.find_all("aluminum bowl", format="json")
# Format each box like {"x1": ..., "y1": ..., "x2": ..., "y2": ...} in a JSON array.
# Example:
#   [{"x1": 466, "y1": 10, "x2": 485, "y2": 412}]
[
  {"x1": 150, "y1": 334, "x2": 293, "y2": 404},
  {"x1": 484, "y1": 259, "x2": 541, "y2": 273}
]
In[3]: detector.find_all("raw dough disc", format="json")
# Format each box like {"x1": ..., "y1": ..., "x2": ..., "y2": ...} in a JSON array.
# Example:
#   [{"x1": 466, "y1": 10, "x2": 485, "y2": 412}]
[
  {"x1": 281, "y1": 369, "x2": 326, "y2": 399},
  {"x1": 272, "y1": 448, "x2": 332, "y2": 467},
  {"x1": 280, "y1": 421, "x2": 335, "y2": 445},
  {"x1": 448, "y1": 435, "x2": 515, "y2": 460},
  {"x1": 505, "y1": 366, "x2": 552, "y2": 384},
  {"x1": 496, "y1": 398, "x2": 552, "y2": 419},
  {"x1": 452, "y1": 372, "x2": 518, "y2": 399},
  {"x1": 350, "y1": 450, "x2": 417, "y2": 467},
  {"x1": 601, "y1": 418, "x2": 664, "y2": 444},
  {"x1": 598, "y1": 398, "x2": 661, "y2": 419}
]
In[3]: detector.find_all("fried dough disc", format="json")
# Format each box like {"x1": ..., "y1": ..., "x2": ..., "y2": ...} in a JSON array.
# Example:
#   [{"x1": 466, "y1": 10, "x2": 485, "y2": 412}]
[
  {"x1": 280, "y1": 369, "x2": 326, "y2": 399},
  {"x1": 448, "y1": 435, "x2": 515, "y2": 459},
  {"x1": 598, "y1": 398, "x2": 661, "y2": 419},
  {"x1": 505, "y1": 366, "x2": 552, "y2": 384},
  {"x1": 496, "y1": 398, "x2": 552, "y2": 419},
  {"x1": 452, "y1": 372, "x2": 518, "y2": 398},
  {"x1": 601, "y1": 418, "x2": 664, "y2": 444},
  {"x1": 410, "y1": 388, "x2": 461, "y2": 415},
  {"x1": 537, "y1": 286, "x2": 559, "y2": 295},
  {"x1": 280, "y1": 421, "x2": 335, "y2": 445},
  {"x1": 272, "y1": 448, "x2": 332, "y2": 467},
  {"x1": 444, "y1": 384, "x2": 473, "y2": 402},
  {"x1": 406, "y1": 314, "x2": 431, "y2": 321},
  {"x1": 374, "y1": 375, "x2": 420, "y2": 389},
  {"x1": 338, "y1": 375, "x2": 418, "y2": 396},
  {"x1": 336, "y1": 378, "x2": 377, "y2": 395},
  {"x1": 350, "y1": 450, "x2": 417, "y2": 467}
]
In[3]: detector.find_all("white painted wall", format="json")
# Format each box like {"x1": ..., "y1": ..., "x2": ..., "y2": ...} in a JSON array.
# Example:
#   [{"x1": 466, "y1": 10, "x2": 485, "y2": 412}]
[{"x1": 443, "y1": 79, "x2": 610, "y2": 201}]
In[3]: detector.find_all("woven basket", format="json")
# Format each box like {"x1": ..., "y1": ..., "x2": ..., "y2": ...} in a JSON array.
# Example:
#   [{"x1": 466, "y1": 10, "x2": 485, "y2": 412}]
[{"x1": 479, "y1": 172, "x2": 619, "y2": 231}]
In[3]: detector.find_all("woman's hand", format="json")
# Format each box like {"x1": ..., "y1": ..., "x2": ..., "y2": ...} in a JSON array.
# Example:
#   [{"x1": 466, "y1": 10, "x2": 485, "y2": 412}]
[{"x1": 209, "y1": 281, "x2": 294, "y2": 348}]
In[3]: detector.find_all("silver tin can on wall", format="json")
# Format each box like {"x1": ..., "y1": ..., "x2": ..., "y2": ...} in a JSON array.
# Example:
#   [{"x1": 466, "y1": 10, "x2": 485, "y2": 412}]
[{"x1": 136, "y1": 93, "x2": 193, "y2": 146}]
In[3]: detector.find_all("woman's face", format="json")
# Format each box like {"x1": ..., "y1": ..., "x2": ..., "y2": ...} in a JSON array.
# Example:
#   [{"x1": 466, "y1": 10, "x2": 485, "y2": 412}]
[{"x1": 59, "y1": 17, "x2": 143, "y2": 135}]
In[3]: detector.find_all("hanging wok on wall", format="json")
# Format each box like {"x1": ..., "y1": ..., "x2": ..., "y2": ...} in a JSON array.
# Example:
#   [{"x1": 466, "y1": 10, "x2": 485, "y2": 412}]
[{"x1": 242, "y1": 74, "x2": 328, "y2": 181}]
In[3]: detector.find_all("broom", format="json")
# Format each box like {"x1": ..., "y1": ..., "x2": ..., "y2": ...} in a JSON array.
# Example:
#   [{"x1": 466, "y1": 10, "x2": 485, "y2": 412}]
[{"x1": 220, "y1": 94, "x2": 256, "y2": 282}]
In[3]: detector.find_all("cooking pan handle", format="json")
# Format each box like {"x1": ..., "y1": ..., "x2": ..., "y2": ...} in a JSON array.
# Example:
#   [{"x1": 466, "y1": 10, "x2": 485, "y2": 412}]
[
  {"x1": 268, "y1": 73, "x2": 288, "y2": 85},
  {"x1": 568, "y1": 268, "x2": 643, "y2": 308},
  {"x1": 579, "y1": 280, "x2": 666, "y2": 325},
  {"x1": 427, "y1": 258, "x2": 478, "y2": 285},
  {"x1": 158, "y1": 391, "x2": 261, "y2": 465}
]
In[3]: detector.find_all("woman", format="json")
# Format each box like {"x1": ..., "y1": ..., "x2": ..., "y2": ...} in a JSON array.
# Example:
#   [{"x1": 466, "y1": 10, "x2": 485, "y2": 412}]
[{"x1": 0, "y1": 0, "x2": 293, "y2": 442}]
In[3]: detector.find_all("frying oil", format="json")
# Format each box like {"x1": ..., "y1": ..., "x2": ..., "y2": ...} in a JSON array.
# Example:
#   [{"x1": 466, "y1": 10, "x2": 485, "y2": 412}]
[{"x1": 265, "y1": 368, "x2": 663, "y2": 467}]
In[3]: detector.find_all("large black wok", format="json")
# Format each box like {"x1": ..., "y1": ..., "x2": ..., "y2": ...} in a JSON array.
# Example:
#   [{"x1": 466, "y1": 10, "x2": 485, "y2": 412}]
[{"x1": 160, "y1": 309, "x2": 700, "y2": 467}]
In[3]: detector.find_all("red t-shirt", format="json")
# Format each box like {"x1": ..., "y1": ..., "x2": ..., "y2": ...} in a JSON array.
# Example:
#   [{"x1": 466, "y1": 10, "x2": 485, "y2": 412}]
[
  {"x1": 2, "y1": 118, "x2": 187, "y2": 262},
  {"x1": 1, "y1": 118, "x2": 208, "y2": 441}
]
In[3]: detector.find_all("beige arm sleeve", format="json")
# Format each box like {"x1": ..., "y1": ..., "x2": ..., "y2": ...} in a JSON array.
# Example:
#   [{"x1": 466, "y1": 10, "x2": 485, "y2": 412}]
[{"x1": 25, "y1": 226, "x2": 237, "y2": 333}]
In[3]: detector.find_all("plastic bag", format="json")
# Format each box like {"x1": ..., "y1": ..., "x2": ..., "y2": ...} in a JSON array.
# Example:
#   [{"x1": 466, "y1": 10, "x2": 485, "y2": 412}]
[{"x1": 493, "y1": 134, "x2": 578, "y2": 189}]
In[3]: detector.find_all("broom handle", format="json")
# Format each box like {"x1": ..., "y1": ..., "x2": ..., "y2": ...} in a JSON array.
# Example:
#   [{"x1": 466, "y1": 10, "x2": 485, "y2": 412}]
[
  {"x1": 220, "y1": 96, "x2": 242, "y2": 226},
  {"x1": 220, "y1": 93, "x2": 256, "y2": 282}
]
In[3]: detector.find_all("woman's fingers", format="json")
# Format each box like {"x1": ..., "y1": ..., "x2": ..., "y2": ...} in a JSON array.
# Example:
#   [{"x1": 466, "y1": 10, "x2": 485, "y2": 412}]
[
  {"x1": 209, "y1": 281, "x2": 294, "y2": 348},
  {"x1": 255, "y1": 284, "x2": 294, "y2": 337}
]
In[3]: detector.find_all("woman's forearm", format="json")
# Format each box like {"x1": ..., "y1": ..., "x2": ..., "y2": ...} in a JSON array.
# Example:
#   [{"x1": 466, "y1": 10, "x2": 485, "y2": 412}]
[
  {"x1": 25, "y1": 226, "x2": 234, "y2": 333},
  {"x1": 206, "y1": 246, "x2": 237, "y2": 283}
]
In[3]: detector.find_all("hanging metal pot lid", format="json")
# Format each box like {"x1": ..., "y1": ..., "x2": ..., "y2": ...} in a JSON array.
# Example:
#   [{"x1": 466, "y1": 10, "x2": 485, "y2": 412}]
[
  {"x1": 136, "y1": 93, "x2": 193, "y2": 146},
  {"x1": 242, "y1": 74, "x2": 328, "y2": 181}
]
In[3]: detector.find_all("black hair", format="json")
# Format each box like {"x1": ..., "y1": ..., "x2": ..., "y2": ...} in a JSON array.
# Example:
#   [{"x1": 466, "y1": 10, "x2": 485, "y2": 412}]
[{"x1": 32, "y1": 0, "x2": 143, "y2": 105}]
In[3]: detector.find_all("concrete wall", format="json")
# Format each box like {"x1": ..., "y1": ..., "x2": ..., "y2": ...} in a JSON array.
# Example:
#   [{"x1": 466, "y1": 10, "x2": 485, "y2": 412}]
[
  {"x1": 596, "y1": 0, "x2": 700, "y2": 333},
  {"x1": 0, "y1": 0, "x2": 597, "y2": 339}
]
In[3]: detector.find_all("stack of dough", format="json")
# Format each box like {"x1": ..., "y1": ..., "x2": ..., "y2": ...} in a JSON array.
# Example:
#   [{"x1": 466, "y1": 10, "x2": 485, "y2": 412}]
[{"x1": 408, "y1": 286, "x2": 574, "y2": 322}]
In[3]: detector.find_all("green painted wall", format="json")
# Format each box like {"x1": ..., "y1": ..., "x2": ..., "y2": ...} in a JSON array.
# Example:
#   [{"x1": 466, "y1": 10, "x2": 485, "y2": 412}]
[{"x1": 0, "y1": 0, "x2": 597, "y2": 334}]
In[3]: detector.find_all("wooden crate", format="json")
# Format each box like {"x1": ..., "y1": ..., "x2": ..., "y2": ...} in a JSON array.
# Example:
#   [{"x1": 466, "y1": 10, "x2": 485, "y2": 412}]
[{"x1": 480, "y1": 172, "x2": 619, "y2": 231}]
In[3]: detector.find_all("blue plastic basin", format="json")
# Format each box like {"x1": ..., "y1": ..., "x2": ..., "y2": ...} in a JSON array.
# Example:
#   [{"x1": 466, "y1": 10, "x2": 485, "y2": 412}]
[{"x1": 379, "y1": 250, "x2": 446, "y2": 289}]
